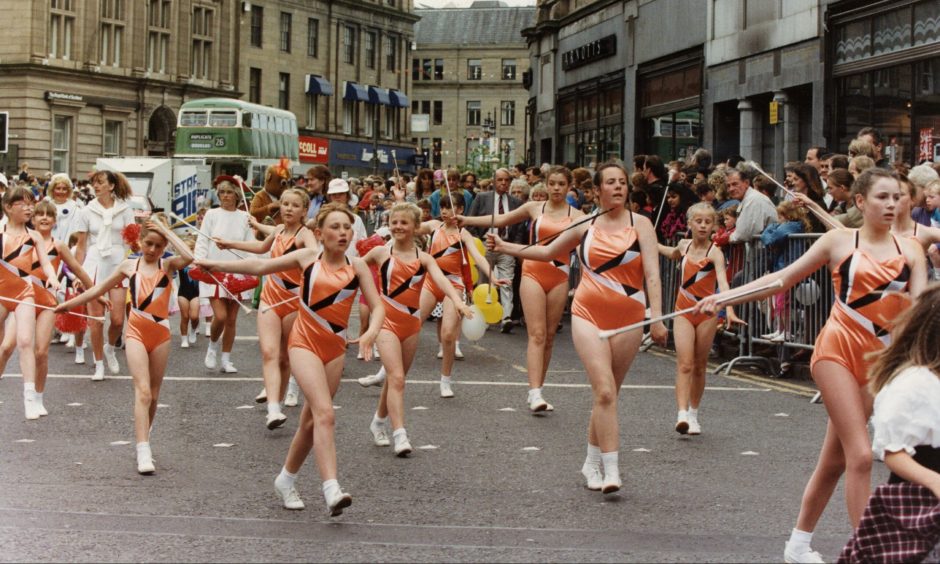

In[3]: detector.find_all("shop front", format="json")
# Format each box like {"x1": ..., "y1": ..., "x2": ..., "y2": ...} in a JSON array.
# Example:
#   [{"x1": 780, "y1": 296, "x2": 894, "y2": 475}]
[
  {"x1": 295, "y1": 135, "x2": 330, "y2": 175},
  {"x1": 328, "y1": 140, "x2": 416, "y2": 177},
  {"x1": 635, "y1": 49, "x2": 703, "y2": 163},
  {"x1": 829, "y1": 0, "x2": 940, "y2": 163}
]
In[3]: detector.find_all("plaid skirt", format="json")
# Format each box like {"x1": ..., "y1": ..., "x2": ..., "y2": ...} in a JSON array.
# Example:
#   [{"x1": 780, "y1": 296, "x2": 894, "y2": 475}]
[{"x1": 838, "y1": 482, "x2": 940, "y2": 563}]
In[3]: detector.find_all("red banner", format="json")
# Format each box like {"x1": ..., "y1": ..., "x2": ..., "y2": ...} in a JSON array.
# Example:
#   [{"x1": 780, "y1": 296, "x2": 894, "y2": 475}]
[{"x1": 299, "y1": 136, "x2": 329, "y2": 164}]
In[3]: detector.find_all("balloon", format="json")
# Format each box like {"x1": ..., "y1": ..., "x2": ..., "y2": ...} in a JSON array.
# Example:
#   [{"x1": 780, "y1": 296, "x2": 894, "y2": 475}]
[
  {"x1": 794, "y1": 279, "x2": 820, "y2": 306},
  {"x1": 472, "y1": 284, "x2": 503, "y2": 324},
  {"x1": 461, "y1": 305, "x2": 487, "y2": 341},
  {"x1": 467, "y1": 237, "x2": 485, "y2": 285}
]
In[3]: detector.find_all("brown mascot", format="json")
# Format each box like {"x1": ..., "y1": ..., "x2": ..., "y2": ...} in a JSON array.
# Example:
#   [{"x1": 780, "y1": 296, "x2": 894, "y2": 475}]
[{"x1": 249, "y1": 158, "x2": 291, "y2": 225}]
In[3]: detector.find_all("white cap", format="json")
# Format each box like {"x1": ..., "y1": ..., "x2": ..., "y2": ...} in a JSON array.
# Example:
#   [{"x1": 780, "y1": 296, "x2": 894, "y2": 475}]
[
  {"x1": 327, "y1": 178, "x2": 350, "y2": 195},
  {"x1": 0, "y1": 173, "x2": 7, "y2": 187}
]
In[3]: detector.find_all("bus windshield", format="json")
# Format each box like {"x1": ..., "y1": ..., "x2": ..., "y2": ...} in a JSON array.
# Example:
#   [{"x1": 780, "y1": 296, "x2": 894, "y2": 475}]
[
  {"x1": 180, "y1": 111, "x2": 207, "y2": 127},
  {"x1": 208, "y1": 111, "x2": 238, "y2": 127}
]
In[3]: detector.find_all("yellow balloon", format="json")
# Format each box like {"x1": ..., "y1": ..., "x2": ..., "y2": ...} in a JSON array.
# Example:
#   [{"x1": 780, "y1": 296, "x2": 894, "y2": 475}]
[
  {"x1": 468, "y1": 237, "x2": 486, "y2": 291},
  {"x1": 472, "y1": 284, "x2": 503, "y2": 324}
]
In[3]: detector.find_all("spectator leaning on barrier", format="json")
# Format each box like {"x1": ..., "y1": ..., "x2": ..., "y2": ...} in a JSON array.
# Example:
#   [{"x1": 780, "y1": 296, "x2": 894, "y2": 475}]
[
  {"x1": 907, "y1": 163, "x2": 939, "y2": 226},
  {"x1": 726, "y1": 165, "x2": 777, "y2": 243}
]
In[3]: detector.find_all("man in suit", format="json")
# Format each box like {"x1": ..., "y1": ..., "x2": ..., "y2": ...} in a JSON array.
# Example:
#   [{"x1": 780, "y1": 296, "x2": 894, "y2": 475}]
[{"x1": 466, "y1": 168, "x2": 526, "y2": 333}]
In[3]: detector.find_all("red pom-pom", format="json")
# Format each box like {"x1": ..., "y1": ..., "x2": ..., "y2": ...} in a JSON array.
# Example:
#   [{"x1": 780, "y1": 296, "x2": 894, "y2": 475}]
[
  {"x1": 356, "y1": 234, "x2": 385, "y2": 256},
  {"x1": 187, "y1": 267, "x2": 259, "y2": 295},
  {"x1": 54, "y1": 289, "x2": 88, "y2": 334},
  {"x1": 122, "y1": 223, "x2": 141, "y2": 246}
]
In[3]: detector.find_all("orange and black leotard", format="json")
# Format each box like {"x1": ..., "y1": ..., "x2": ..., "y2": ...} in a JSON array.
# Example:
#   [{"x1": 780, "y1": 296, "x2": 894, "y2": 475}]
[
  {"x1": 423, "y1": 226, "x2": 465, "y2": 302},
  {"x1": 126, "y1": 258, "x2": 173, "y2": 353},
  {"x1": 572, "y1": 213, "x2": 647, "y2": 331},
  {"x1": 0, "y1": 227, "x2": 38, "y2": 312},
  {"x1": 675, "y1": 241, "x2": 717, "y2": 327},
  {"x1": 288, "y1": 256, "x2": 359, "y2": 364},
  {"x1": 522, "y1": 203, "x2": 573, "y2": 293},
  {"x1": 811, "y1": 231, "x2": 912, "y2": 385},
  {"x1": 260, "y1": 226, "x2": 304, "y2": 318},
  {"x1": 28, "y1": 239, "x2": 61, "y2": 310},
  {"x1": 380, "y1": 247, "x2": 426, "y2": 339}
]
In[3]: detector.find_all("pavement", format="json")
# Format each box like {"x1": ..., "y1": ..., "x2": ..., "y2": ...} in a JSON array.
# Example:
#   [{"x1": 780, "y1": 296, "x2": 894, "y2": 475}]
[{"x1": 0, "y1": 313, "x2": 889, "y2": 562}]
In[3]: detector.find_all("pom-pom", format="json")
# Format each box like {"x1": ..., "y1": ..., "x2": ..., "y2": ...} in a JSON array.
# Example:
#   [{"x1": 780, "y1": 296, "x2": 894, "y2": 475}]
[
  {"x1": 122, "y1": 223, "x2": 141, "y2": 246},
  {"x1": 54, "y1": 289, "x2": 88, "y2": 334},
  {"x1": 356, "y1": 234, "x2": 385, "y2": 256}
]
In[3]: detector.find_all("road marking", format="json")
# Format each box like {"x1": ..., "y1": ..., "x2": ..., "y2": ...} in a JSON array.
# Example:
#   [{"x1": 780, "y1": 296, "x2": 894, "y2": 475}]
[
  {"x1": 740, "y1": 451, "x2": 759, "y2": 456},
  {"x1": 521, "y1": 446, "x2": 540, "y2": 451},
  {"x1": 213, "y1": 443, "x2": 234, "y2": 448},
  {"x1": 110, "y1": 441, "x2": 130, "y2": 446},
  {"x1": 14, "y1": 439, "x2": 34, "y2": 443}
]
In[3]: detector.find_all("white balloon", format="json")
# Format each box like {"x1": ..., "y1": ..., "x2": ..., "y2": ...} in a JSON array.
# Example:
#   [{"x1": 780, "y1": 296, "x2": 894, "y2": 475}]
[
  {"x1": 794, "y1": 279, "x2": 820, "y2": 306},
  {"x1": 461, "y1": 305, "x2": 487, "y2": 341}
]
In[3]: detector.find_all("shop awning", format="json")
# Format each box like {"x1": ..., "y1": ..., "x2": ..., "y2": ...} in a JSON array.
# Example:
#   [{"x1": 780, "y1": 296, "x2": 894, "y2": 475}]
[
  {"x1": 368, "y1": 86, "x2": 391, "y2": 106},
  {"x1": 343, "y1": 82, "x2": 369, "y2": 103},
  {"x1": 305, "y1": 75, "x2": 333, "y2": 96},
  {"x1": 389, "y1": 89, "x2": 409, "y2": 108}
]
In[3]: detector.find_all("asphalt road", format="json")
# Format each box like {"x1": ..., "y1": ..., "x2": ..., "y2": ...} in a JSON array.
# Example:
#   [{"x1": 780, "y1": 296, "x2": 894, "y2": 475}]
[{"x1": 0, "y1": 312, "x2": 888, "y2": 562}]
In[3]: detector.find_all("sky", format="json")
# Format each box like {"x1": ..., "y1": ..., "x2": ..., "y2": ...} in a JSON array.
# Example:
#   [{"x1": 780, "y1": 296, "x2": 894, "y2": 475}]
[{"x1": 415, "y1": 0, "x2": 536, "y2": 7}]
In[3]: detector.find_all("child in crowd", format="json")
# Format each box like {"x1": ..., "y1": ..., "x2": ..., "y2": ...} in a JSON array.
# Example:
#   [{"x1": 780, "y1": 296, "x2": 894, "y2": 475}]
[{"x1": 759, "y1": 201, "x2": 811, "y2": 341}]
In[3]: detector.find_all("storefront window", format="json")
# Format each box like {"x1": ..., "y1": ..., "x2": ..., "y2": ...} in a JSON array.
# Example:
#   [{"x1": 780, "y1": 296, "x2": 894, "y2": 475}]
[
  {"x1": 642, "y1": 109, "x2": 702, "y2": 162},
  {"x1": 914, "y1": 59, "x2": 940, "y2": 162},
  {"x1": 914, "y1": 1, "x2": 940, "y2": 46},
  {"x1": 836, "y1": 20, "x2": 871, "y2": 64},
  {"x1": 557, "y1": 80, "x2": 623, "y2": 167},
  {"x1": 873, "y1": 7, "x2": 912, "y2": 56}
]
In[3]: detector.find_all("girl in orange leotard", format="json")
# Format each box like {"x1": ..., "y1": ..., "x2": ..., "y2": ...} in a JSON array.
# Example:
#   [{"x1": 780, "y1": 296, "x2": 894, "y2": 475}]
[
  {"x1": 0, "y1": 187, "x2": 60, "y2": 421},
  {"x1": 58, "y1": 217, "x2": 193, "y2": 475},
  {"x1": 489, "y1": 163, "x2": 667, "y2": 495},
  {"x1": 360, "y1": 202, "x2": 473, "y2": 457},
  {"x1": 892, "y1": 175, "x2": 940, "y2": 283},
  {"x1": 460, "y1": 166, "x2": 584, "y2": 412},
  {"x1": 415, "y1": 194, "x2": 503, "y2": 399},
  {"x1": 658, "y1": 203, "x2": 742, "y2": 436},
  {"x1": 693, "y1": 168, "x2": 927, "y2": 563},
  {"x1": 198, "y1": 203, "x2": 385, "y2": 516},
  {"x1": 215, "y1": 188, "x2": 318, "y2": 431},
  {"x1": 0, "y1": 201, "x2": 93, "y2": 418}
]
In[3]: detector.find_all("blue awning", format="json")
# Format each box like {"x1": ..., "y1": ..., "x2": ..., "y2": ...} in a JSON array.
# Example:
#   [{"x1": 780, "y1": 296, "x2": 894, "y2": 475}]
[
  {"x1": 343, "y1": 82, "x2": 369, "y2": 102},
  {"x1": 389, "y1": 89, "x2": 409, "y2": 108},
  {"x1": 305, "y1": 75, "x2": 333, "y2": 96},
  {"x1": 368, "y1": 86, "x2": 391, "y2": 106}
]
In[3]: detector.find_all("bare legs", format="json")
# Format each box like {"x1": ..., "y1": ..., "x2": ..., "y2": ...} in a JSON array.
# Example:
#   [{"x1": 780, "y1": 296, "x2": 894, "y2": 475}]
[
  {"x1": 520, "y1": 278, "x2": 567, "y2": 401},
  {"x1": 672, "y1": 316, "x2": 717, "y2": 411},
  {"x1": 375, "y1": 329, "x2": 419, "y2": 431},
  {"x1": 87, "y1": 286, "x2": 126, "y2": 362}
]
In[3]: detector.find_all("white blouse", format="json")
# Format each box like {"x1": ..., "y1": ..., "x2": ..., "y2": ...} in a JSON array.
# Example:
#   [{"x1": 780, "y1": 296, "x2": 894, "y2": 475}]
[
  {"x1": 871, "y1": 366, "x2": 940, "y2": 460},
  {"x1": 194, "y1": 207, "x2": 253, "y2": 261}
]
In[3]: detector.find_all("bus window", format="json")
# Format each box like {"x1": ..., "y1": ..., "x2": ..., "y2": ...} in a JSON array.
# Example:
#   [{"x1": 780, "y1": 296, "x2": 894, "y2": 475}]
[
  {"x1": 208, "y1": 111, "x2": 238, "y2": 127},
  {"x1": 274, "y1": 116, "x2": 283, "y2": 133},
  {"x1": 180, "y1": 111, "x2": 208, "y2": 127},
  {"x1": 242, "y1": 112, "x2": 252, "y2": 128}
]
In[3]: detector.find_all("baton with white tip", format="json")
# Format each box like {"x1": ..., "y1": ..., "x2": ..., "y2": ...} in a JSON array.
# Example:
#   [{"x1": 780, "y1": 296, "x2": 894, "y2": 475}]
[
  {"x1": 168, "y1": 212, "x2": 251, "y2": 260},
  {"x1": 0, "y1": 296, "x2": 105, "y2": 321},
  {"x1": 260, "y1": 294, "x2": 299, "y2": 314}
]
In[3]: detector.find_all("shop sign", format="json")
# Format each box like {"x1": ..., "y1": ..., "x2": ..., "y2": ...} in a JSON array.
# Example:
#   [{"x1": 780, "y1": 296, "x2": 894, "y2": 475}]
[
  {"x1": 769, "y1": 101, "x2": 780, "y2": 125},
  {"x1": 329, "y1": 140, "x2": 415, "y2": 171},
  {"x1": 44, "y1": 91, "x2": 138, "y2": 110},
  {"x1": 561, "y1": 35, "x2": 616, "y2": 71},
  {"x1": 299, "y1": 136, "x2": 329, "y2": 164},
  {"x1": 920, "y1": 128, "x2": 934, "y2": 163}
]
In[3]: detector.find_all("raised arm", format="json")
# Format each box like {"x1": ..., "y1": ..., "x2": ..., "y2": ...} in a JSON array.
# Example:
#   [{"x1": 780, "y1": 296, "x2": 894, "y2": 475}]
[
  {"x1": 151, "y1": 220, "x2": 195, "y2": 273},
  {"x1": 658, "y1": 240, "x2": 685, "y2": 260},
  {"x1": 418, "y1": 219, "x2": 444, "y2": 236},
  {"x1": 197, "y1": 247, "x2": 314, "y2": 277},
  {"x1": 56, "y1": 261, "x2": 130, "y2": 311},
  {"x1": 792, "y1": 193, "x2": 844, "y2": 231},
  {"x1": 215, "y1": 225, "x2": 278, "y2": 254},
  {"x1": 55, "y1": 240, "x2": 94, "y2": 291},
  {"x1": 458, "y1": 200, "x2": 537, "y2": 229},
  {"x1": 489, "y1": 220, "x2": 584, "y2": 262}
]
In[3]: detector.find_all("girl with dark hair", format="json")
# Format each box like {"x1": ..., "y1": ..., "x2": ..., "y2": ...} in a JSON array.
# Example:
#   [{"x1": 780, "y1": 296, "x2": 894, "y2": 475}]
[
  {"x1": 414, "y1": 168, "x2": 434, "y2": 201},
  {"x1": 785, "y1": 163, "x2": 827, "y2": 233},
  {"x1": 658, "y1": 181, "x2": 699, "y2": 241}
]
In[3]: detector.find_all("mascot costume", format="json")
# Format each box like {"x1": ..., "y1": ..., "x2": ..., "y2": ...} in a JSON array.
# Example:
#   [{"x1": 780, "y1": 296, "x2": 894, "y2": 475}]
[{"x1": 249, "y1": 158, "x2": 291, "y2": 226}]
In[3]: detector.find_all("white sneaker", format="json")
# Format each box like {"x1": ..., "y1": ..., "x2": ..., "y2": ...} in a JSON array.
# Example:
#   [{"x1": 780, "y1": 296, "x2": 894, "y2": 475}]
[
  {"x1": 436, "y1": 345, "x2": 443, "y2": 359},
  {"x1": 103, "y1": 344, "x2": 120, "y2": 374},
  {"x1": 75, "y1": 346, "x2": 85, "y2": 365},
  {"x1": 455, "y1": 342, "x2": 464, "y2": 360},
  {"x1": 356, "y1": 349, "x2": 364, "y2": 360},
  {"x1": 373, "y1": 344, "x2": 380, "y2": 359},
  {"x1": 137, "y1": 451, "x2": 156, "y2": 475},
  {"x1": 393, "y1": 433, "x2": 413, "y2": 457},
  {"x1": 181, "y1": 339, "x2": 190, "y2": 349},
  {"x1": 59, "y1": 333, "x2": 71, "y2": 344},
  {"x1": 581, "y1": 463, "x2": 603, "y2": 491},
  {"x1": 675, "y1": 414, "x2": 690, "y2": 435},
  {"x1": 36, "y1": 398, "x2": 48, "y2": 417},
  {"x1": 66, "y1": 334, "x2": 76, "y2": 348},
  {"x1": 440, "y1": 380, "x2": 454, "y2": 398},
  {"x1": 370, "y1": 419, "x2": 390, "y2": 446},
  {"x1": 275, "y1": 481, "x2": 305, "y2": 510},
  {"x1": 255, "y1": 388, "x2": 267, "y2": 403},
  {"x1": 601, "y1": 473, "x2": 621, "y2": 494},
  {"x1": 325, "y1": 487, "x2": 352, "y2": 517},
  {"x1": 529, "y1": 394, "x2": 548, "y2": 413},
  {"x1": 284, "y1": 388, "x2": 299, "y2": 407},
  {"x1": 188, "y1": 331, "x2": 198, "y2": 345},
  {"x1": 783, "y1": 542, "x2": 825, "y2": 563},
  {"x1": 266, "y1": 412, "x2": 287, "y2": 430},
  {"x1": 24, "y1": 397, "x2": 41, "y2": 420},
  {"x1": 91, "y1": 363, "x2": 105, "y2": 381},
  {"x1": 204, "y1": 345, "x2": 218, "y2": 369},
  {"x1": 220, "y1": 361, "x2": 238, "y2": 374},
  {"x1": 358, "y1": 372, "x2": 385, "y2": 387},
  {"x1": 688, "y1": 414, "x2": 701, "y2": 435}
]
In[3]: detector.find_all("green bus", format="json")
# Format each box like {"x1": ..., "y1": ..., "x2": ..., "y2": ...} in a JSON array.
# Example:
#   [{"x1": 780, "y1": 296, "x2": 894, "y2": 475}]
[{"x1": 174, "y1": 98, "x2": 299, "y2": 186}]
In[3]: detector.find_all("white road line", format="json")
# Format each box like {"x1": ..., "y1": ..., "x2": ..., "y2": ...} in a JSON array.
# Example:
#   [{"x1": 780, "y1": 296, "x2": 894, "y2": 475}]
[{"x1": 0, "y1": 373, "x2": 770, "y2": 391}]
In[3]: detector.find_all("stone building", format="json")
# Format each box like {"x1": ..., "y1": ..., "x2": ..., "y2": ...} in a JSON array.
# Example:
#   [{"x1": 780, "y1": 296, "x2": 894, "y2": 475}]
[
  {"x1": 411, "y1": 2, "x2": 534, "y2": 170},
  {"x1": 0, "y1": 0, "x2": 418, "y2": 179}
]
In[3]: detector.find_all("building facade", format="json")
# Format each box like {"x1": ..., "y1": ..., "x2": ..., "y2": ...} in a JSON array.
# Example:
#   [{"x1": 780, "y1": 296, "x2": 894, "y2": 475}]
[
  {"x1": 411, "y1": 2, "x2": 533, "y2": 170},
  {"x1": 525, "y1": 0, "x2": 940, "y2": 176},
  {"x1": 0, "y1": 0, "x2": 418, "y2": 180}
]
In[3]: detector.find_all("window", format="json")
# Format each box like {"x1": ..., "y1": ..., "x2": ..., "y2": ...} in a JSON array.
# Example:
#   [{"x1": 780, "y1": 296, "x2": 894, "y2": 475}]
[
  {"x1": 103, "y1": 120, "x2": 123, "y2": 156},
  {"x1": 307, "y1": 18, "x2": 319, "y2": 57},
  {"x1": 52, "y1": 115, "x2": 71, "y2": 174},
  {"x1": 385, "y1": 108, "x2": 396, "y2": 139},
  {"x1": 306, "y1": 95, "x2": 318, "y2": 129},
  {"x1": 433, "y1": 101, "x2": 443, "y2": 125},
  {"x1": 191, "y1": 5, "x2": 214, "y2": 79},
  {"x1": 412, "y1": 58, "x2": 420, "y2": 81},
  {"x1": 500, "y1": 101, "x2": 515, "y2": 126},
  {"x1": 422, "y1": 59, "x2": 432, "y2": 80},
  {"x1": 386, "y1": 35, "x2": 398, "y2": 71},
  {"x1": 278, "y1": 73, "x2": 290, "y2": 110},
  {"x1": 343, "y1": 25, "x2": 356, "y2": 64},
  {"x1": 250, "y1": 5, "x2": 263, "y2": 47},
  {"x1": 365, "y1": 105, "x2": 375, "y2": 137},
  {"x1": 49, "y1": 0, "x2": 76, "y2": 60},
  {"x1": 432, "y1": 137, "x2": 442, "y2": 168},
  {"x1": 249, "y1": 68, "x2": 261, "y2": 103},
  {"x1": 502, "y1": 59, "x2": 516, "y2": 80},
  {"x1": 365, "y1": 31, "x2": 376, "y2": 69},
  {"x1": 146, "y1": 0, "x2": 171, "y2": 73},
  {"x1": 467, "y1": 101, "x2": 481, "y2": 125},
  {"x1": 280, "y1": 12, "x2": 292, "y2": 53},
  {"x1": 99, "y1": 0, "x2": 124, "y2": 66},
  {"x1": 342, "y1": 99, "x2": 356, "y2": 134},
  {"x1": 467, "y1": 59, "x2": 481, "y2": 80},
  {"x1": 434, "y1": 59, "x2": 444, "y2": 80}
]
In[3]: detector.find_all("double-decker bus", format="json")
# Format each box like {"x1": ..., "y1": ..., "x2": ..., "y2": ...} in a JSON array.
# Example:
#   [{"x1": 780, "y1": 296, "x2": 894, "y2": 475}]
[{"x1": 174, "y1": 98, "x2": 299, "y2": 187}]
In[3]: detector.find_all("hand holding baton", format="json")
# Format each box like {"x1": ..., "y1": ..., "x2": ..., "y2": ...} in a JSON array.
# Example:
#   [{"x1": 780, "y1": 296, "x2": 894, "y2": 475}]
[
  {"x1": 168, "y1": 212, "x2": 251, "y2": 260},
  {"x1": 598, "y1": 279, "x2": 784, "y2": 340},
  {"x1": 747, "y1": 162, "x2": 843, "y2": 231}
]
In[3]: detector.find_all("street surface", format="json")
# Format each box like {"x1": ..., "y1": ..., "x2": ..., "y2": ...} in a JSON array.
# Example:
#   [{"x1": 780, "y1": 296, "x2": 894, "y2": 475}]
[{"x1": 0, "y1": 313, "x2": 883, "y2": 562}]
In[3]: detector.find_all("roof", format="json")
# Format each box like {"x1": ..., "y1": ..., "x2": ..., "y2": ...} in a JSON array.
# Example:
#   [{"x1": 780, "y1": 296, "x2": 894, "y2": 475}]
[{"x1": 414, "y1": 6, "x2": 535, "y2": 45}]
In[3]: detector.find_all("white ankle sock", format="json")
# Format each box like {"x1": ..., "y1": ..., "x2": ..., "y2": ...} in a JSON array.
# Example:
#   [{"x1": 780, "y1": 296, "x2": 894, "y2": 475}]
[
  {"x1": 322, "y1": 478, "x2": 340, "y2": 498},
  {"x1": 267, "y1": 402, "x2": 282, "y2": 416},
  {"x1": 585, "y1": 444, "x2": 601, "y2": 466},
  {"x1": 392, "y1": 428, "x2": 407, "y2": 441},
  {"x1": 136, "y1": 442, "x2": 151, "y2": 456},
  {"x1": 95, "y1": 359, "x2": 104, "y2": 369},
  {"x1": 689, "y1": 407, "x2": 699, "y2": 419},
  {"x1": 677, "y1": 409, "x2": 688, "y2": 421},
  {"x1": 372, "y1": 412, "x2": 387, "y2": 426},
  {"x1": 440, "y1": 375, "x2": 451, "y2": 384},
  {"x1": 376, "y1": 366, "x2": 386, "y2": 378},
  {"x1": 208, "y1": 340, "x2": 220, "y2": 352},
  {"x1": 276, "y1": 467, "x2": 297, "y2": 489},
  {"x1": 528, "y1": 387, "x2": 543, "y2": 401},
  {"x1": 34, "y1": 391, "x2": 43, "y2": 403},
  {"x1": 220, "y1": 352, "x2": 231, "y2": 365},
  {"x1": 23, "y1": 382, "x2": 36, "y2": 399},
  {"x1": 600, "y1": 451, "x2": 619, "y2": 478},
  {"x1": 788, "y1": 528, "x2": 813, "y2": 549}
]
